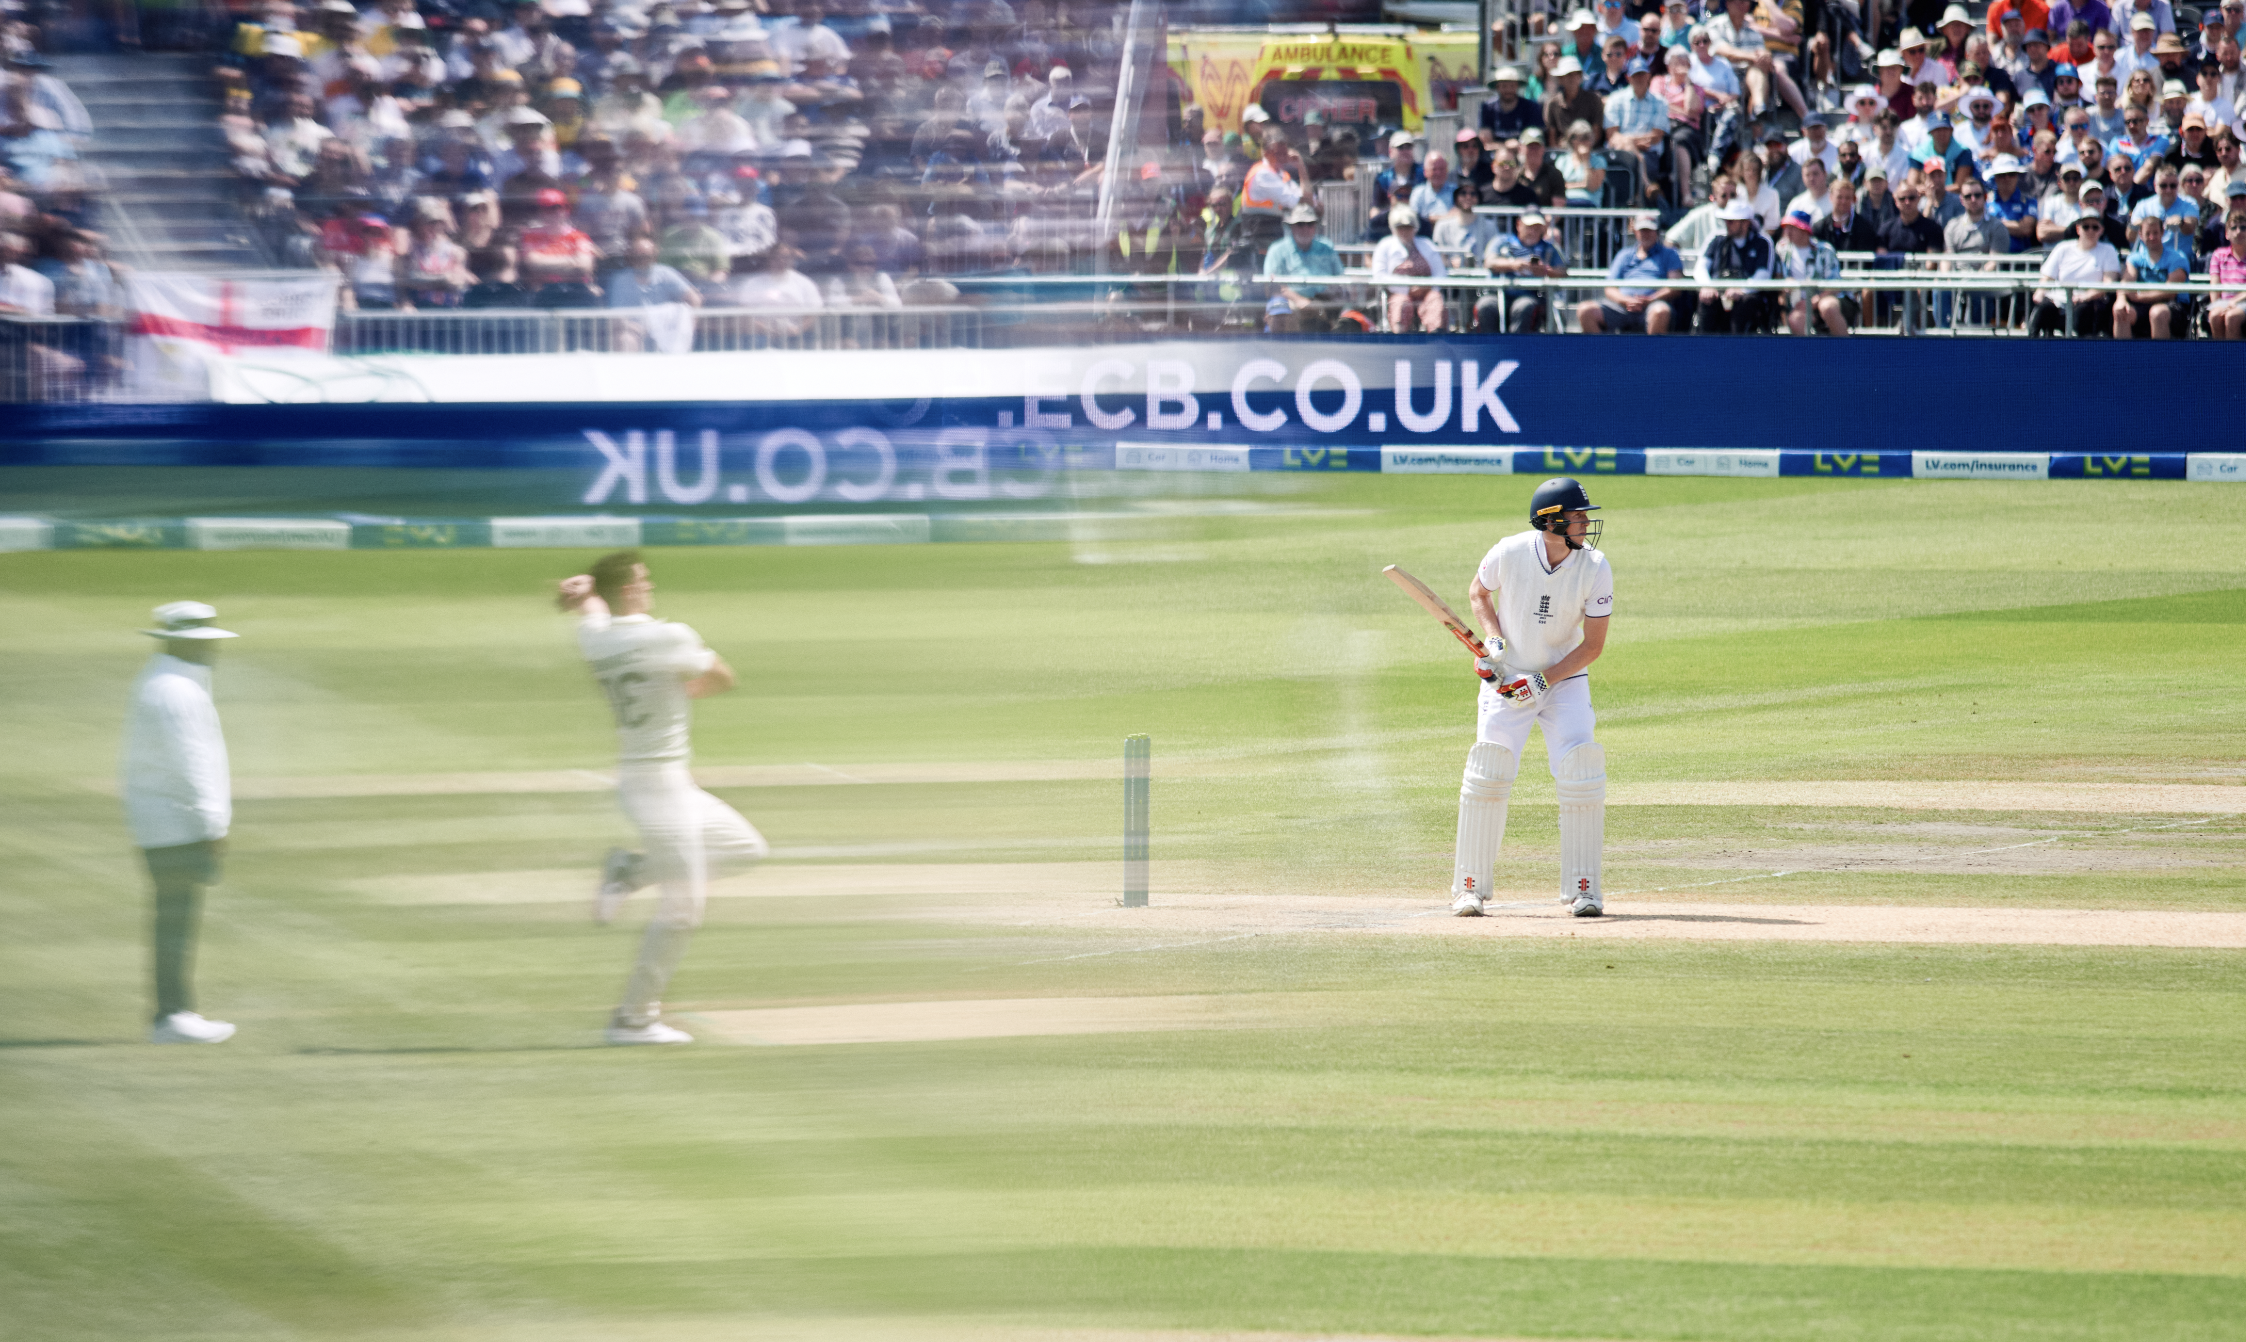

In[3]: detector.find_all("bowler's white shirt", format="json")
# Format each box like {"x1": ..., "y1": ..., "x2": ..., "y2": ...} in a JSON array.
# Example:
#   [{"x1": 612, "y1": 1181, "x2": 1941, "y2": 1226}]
[
  {"x1": 1476, "y1": 530, "x2": 1614, "y2": 676},
  {"x1": 578, "y1": 612, "x2": 717, "y2": 765},
  {"x1": 120, "y1": 653, "x2": 230, "y2": 848}
]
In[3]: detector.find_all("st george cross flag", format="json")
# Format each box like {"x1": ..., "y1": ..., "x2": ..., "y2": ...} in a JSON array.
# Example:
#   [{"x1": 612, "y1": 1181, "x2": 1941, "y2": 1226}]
[{"x1": 127, "y1": 273, "x2": 339, "y2": 399}]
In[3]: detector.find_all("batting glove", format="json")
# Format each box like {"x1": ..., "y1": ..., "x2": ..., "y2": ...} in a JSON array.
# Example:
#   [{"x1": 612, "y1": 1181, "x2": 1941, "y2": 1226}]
[{"x1": 1497, "y1": 670, "x2": 1548, "y2": 705}]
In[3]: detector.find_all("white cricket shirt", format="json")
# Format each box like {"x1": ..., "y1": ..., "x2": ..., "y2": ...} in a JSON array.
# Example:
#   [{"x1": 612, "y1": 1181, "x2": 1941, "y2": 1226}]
[
  {"x1": 577, "y1": 612, "x2": 719, "y2": 765},
  {"x1": 119, "y1": 654, "x2": 231, "y2": 848},
  {"x1": 1475, "y1": 529, "x2": 1615, "y2": 676}
]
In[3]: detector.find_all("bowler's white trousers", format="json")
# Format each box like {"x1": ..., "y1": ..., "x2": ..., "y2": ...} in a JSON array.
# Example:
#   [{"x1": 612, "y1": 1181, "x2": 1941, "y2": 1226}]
[
  {"x1": 1475, "y1": 673, "x2": 1598, "y2": 769},
  {"x1": 614, "y1": 761, "x2": 770, "y2": 1027}
]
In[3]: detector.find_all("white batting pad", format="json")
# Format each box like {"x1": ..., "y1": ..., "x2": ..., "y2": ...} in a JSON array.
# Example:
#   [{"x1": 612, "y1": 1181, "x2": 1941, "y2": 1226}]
[
  {"x1": 1556, "y1": 743, "x2": 1607, "y2": 906},
  {"x1": 1452, "y1": 742, "x2": 1517, "y2": 899}
]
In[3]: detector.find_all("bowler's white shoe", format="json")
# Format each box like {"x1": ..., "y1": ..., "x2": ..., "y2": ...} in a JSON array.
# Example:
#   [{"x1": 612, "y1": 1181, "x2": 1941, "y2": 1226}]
[
  {"x1": 1569, "y1": 895, "x2": 1604, "y2": 918},
  {"x1": 605, "y1": 1020, "x2": 693, "y2": 1046},
  {"x1": 1450, "y1": 891, "x2": 1486, "y2": 917},
  {"x1": 594, "y1": 847, "x2": 640, "y2": 924},
  {"x1": 151, "y1": 1011, "x2": 235, "y2": 1044}
]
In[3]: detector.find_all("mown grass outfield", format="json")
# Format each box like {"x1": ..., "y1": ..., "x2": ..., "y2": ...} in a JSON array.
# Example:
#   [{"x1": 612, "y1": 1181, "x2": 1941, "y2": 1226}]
[{"x1": 3, "y1": 474, "x2": 2243, "y2": 1341}]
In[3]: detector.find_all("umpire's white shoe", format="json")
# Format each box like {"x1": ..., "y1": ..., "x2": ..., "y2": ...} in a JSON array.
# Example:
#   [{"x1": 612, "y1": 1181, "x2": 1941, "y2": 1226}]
[
  {"x1": 593, "y1": 847, "x2": 640, "y2": 924},
  {"x1": 605, "y1": 1020, "x2": 693, "y2": 1046},
  {"x1": 1450, "y1": 891, "x2": 1486, "y2": 917},
  {"x1": 1569, "y1": 895, "x2": 1604, "y2": 918},
  {"x1": 150, "y1": 1011, "x2": 235, "y2": 1044}
]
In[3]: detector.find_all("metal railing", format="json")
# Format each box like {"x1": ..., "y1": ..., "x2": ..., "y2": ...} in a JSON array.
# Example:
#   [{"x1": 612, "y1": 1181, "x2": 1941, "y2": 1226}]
[
  {"x1": 332, "y1": 306, "x2": 984, "y2": 357},
  {"x1": 8, "y1": 274, "x2": 2244, "y2": 401}
]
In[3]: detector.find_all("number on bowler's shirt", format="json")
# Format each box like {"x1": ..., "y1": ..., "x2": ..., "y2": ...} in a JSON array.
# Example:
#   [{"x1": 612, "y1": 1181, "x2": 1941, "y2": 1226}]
[{"x1": 600, "y1": 671, "x2": 652, "y2": 728}]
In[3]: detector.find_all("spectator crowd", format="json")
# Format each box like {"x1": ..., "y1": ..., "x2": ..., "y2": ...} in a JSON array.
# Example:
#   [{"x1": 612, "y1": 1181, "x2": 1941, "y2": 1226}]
[{"x1": 6, "y1": 0, "x2": 2246, "y2": 342}]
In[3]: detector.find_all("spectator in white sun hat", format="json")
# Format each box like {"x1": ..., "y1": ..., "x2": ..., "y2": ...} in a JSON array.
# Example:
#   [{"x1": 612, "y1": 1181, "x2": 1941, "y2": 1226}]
[
  {"x1": 122, "y1": 602, "x2": 242, "y2": 1046},
  {"x1": 1693, "y1": 196, "x2": 1773, "y2": 332}
]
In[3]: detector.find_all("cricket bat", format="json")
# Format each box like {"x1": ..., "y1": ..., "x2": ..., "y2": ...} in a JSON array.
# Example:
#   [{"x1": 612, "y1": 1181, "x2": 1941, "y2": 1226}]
[{"x1": 1383, "y1": 565, "x2": 1501, "y2": 681}]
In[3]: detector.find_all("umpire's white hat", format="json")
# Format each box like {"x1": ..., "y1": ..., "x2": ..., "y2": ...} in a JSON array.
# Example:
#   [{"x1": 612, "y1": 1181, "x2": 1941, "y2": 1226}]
[{"x1": 141, "y1": 601, "x2": 239, "y2": 640}]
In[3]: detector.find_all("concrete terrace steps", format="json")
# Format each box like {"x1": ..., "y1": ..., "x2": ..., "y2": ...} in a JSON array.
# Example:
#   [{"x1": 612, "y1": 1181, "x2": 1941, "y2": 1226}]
[{"x1": 49, "y1": 49, "x2": 268, "y2": 272}]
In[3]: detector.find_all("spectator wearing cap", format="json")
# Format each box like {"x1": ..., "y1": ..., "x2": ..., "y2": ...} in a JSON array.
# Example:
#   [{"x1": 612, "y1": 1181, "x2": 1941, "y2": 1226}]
[
  {"x1": 2017, "y1": 28, "x2": 2063, "y2": 96},
  {"x1": 1756, "y1": 124, "x2": 1804, "y2": 200},
  {"x1": 1789, "y1": 118, "x2": 1842, "y2": 181},
  {"x1": 1544, "y1": 56, "x2": 1609, "y2": 151},
  {"x1": 1518, "y1": 129, "x2": 1571, "y2": 206},
  {"x1": 1482, "y1": 64, "x2": 1544, "y2": 143},
  {"x1": 1262, "y1": 202, "x2": 1343, "y2": 333},
  {"x1": 1434, "y1": 179, "x2": 1496, "y2": 255},
  {"x1": 1557, "y1": 119, "x2": 1609, "y2": 205},
  {"x1": 1694, "y1": 197, "x2": 1774, "y2": 332},
  {"x1": 518, "y1": 186, "x2": 600, "y2": 304},
  {"x1": 2204, "y1": 195, "x2": 2246, "y2": 337},
  {"x1": 1454, "y1": 128, "x2": 1494, "y2": 192},
  {"x1": 1480, "y1": 209, "x2": 1568, "y2": 332},
  {"x1": 2113, "y1": 209, "x2": 2191, "y2": 335},
  {"x1": 1873, "y1": 49, "x2": 1915, "y2": 122},
  {"x1": 2167, "y1": 110, "x2": 2221, "y2": 171},
  {"x1": 2151, "y1": 75, "x2": 2191, "y2": 134},
  {"x1": 1605, "y1": 55, "x2": 1672, "y2": 203},
  {"x1": 1580, "y1": 212, "x2": 1684, "y2": 332},
  {"x1": 1596, "y1": 0, "x2": 1644, "y2": 49},
  {"x1": 397, "y1": 202, "x2": 471, "y2": 309},
  {"x1": 2051, "y1": 56, "x2": 2088, "y2": 109},
  {"x1": 1372, "y1": 206, "x2": 1448, "y2": 332},
  {"x1": 1368, "y1": 131, "x2": 1424, "y2": 240},
  {"x1": 2038, "y1": 157, "x2": 2095, "y2": 238},
  {"x1": 1913, "y1": 111, "x2": 1975, "y2": 182},
  {"x1": 1772, "y1": 207, "x2": 1848, "y2": 333},
  {"x1": 1561, "y1": 7, "x2": 1604, "y2": 62},
  {"x1": 2115, "y1": 14, "x2": 2163, "y2": 84},
  {"x1": 1982, "y1": 153, "x2": 2042, "y2": 248},
  {"x1": 2030, "y1": 204, "x2": 2120, "y2": 334},
  {"x1": 494, "y1": 107, "x2": 562, "y2": 182}
]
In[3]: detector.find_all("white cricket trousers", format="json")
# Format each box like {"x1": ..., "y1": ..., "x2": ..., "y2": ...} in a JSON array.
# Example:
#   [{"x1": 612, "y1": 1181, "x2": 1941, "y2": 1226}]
[
  {"x1": 614, "y1": 761, "x2": 769, "y2": 1027},
  {"x1": 1475, "y1": 673, "x2": 1598, "y2": 766}
]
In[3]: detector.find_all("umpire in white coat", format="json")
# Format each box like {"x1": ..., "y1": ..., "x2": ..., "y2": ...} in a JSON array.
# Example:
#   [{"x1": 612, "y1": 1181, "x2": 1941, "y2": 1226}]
[{"x1": 121, "y1": 602, "x2": 239, "y2": 1044}]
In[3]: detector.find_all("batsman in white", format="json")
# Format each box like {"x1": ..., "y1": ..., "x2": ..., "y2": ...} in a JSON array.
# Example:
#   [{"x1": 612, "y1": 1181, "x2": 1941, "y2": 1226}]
[
  {"x1": 1451, "y1": 477, "x2": 1613, "y2": 919},
  {"x1": 556, "y1": 551, "x2": 769, "y2": 1045}
]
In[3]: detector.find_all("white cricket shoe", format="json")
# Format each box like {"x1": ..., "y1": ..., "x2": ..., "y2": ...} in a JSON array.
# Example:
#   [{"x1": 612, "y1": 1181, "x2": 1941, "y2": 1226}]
[
  {"x1": 151, "y1": 1011, "x2": 235, "y2": 1044},
  {"x1": 1450, "y1": 891, "x2": 1486, "y2": 917},
  {"x1": 605, "y1": 1020, "x2": 693, "y2": 1046},
  {"x1": 1570, "y1": 895, "x2": 1604, "y2": 918},
  {"x1": 594, "y1": 847, "x2": 640, "y2": 924}
]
